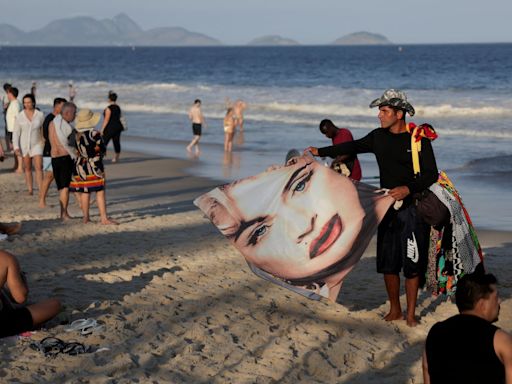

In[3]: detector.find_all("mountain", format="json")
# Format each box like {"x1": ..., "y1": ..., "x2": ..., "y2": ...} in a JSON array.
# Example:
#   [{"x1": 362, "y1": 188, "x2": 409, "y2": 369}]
[
  {"x1": 0, "y1": 13, "x2": 221, "y2": 46},
  {"x1": 332, "y1": 32, "x2": 392, "y2": 45},
  {"x1": 247, "y1": 35, "x2": 300, "y2": 46}
]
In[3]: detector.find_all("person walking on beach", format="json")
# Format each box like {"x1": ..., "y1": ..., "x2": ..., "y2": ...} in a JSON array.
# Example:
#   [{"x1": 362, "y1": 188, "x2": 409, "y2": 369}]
[
  {"x1": 0, "y1": 249, "x2": 61, "y2": 338},
  {"x1": 5, "y1": 86, "x2": 22, "y2": 172},
  {"x1": 2, "y1": 83, "x2": 11, "y2": 150},
  {"x1": 70, "y1": 109, "x2": 117, "y2": 225},
  {"x1": 49, "y1": 102, "x2": 77, "y2": 221},
  {"x1": 39, "y1": 97, "x2": 66, "y2": 208},
  {"x1": 423, "y1": 272, "x2": 512, "y2": 383},
  {"x1": 13, "y1": 94, "x2": 45, "y2": 196},
  {"x1": 186, "y1": 99, "x2": 205, "y2": 154},
  {"x1": 319, "y1": 119, "x2": 362, "y2": 181},
  {"x1": 101, "y1": 91, "x2": 123, "y2": 163},
  {"x1": 223, "y1": 107, "x2": 236, "y2": 152},
  {"x1": 306, "y1": 89, "x2": 439, "y2": 327},
  {"x1": 68, "y1": 81, "x2": 76, "y2": 102}
]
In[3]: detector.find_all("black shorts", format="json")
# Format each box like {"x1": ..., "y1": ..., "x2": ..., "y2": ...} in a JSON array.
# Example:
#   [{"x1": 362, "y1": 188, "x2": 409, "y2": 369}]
[
  {"x1": 0, "y1": 307, "x2": 33, "y2": 338},
  {"x1": 192, "y1": 123, "x2": 202, "y2": 136},
  {"x1": 52, "y1": 155, "x2": 74, "y2": 190},
  {"x1": 376, "y1": 204, "x2": 431, "y2": 278}
]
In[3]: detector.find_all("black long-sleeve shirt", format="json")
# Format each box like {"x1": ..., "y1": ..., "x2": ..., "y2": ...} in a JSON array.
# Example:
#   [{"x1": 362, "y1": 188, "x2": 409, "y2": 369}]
[{"x1": 318, "y1": 128, "x2": 438, "y2": 194}]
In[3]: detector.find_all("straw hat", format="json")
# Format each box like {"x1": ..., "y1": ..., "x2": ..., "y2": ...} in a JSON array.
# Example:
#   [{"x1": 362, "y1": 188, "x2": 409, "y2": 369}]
[{"x1": 75, "y1": 109, "x2": 101, "y2": 131}]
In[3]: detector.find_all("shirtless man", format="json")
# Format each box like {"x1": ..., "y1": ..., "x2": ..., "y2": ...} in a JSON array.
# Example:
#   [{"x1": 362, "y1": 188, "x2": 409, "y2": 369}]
[
  {"x1": 49, "y1": 102, "x2": 77, "y2": 221},
  {"x1": 186, "y1": 99, "x2": 206, "y2": 154}
]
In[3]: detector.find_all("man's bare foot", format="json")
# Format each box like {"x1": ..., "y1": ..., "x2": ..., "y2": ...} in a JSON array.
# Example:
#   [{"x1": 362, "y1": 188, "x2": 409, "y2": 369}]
[
  {"x1": 38, "y1": 201, "x2": 47, "y2": 208},
  {"x1": 28, "y1": 190, "x2": 33, "y2": 196},
  {"x1": 61, "y1": 214, "x2": 73, "y2": 222},
  {"x1": 406, "y1": 316, "x2": 420, "y2": 327},
  {"x1": 384, "y1": 311, "x2": 404, "y2": 321},
  {"x1": 101, "y1": 218, "x2": 119, "y2": 225},
  {"x1": 83, "y1": 217, "x2": 90, "y2": 224},
  {"x1": 186, "y1": 145, "x2": 192, "y2": 152}
]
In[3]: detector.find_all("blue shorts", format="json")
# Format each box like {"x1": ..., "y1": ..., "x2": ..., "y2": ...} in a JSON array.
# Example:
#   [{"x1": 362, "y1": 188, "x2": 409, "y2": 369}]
[{"x1": 43, "y1": 157, "x2": 52, "y2": 172}]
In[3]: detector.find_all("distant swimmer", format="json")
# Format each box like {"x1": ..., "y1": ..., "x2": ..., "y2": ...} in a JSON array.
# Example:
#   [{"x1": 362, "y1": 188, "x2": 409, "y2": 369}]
[
  {"x1": 223, "y1": 107, "x2": 235, "y2": 152},
  {"x1": 233, "y1": 99, "x2": 247, "y2": 132},
  {"x1": 186, "y1": 99, "x2": 206, "y2": 154},
  {"x1": 68, "y1": 81, "x2": 76, "y2": 102}
]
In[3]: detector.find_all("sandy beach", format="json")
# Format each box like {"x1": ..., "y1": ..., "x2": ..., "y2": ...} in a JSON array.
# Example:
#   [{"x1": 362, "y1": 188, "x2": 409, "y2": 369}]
[{"x1": 0, "y1": 150, "x2": 511, "y2": 384}]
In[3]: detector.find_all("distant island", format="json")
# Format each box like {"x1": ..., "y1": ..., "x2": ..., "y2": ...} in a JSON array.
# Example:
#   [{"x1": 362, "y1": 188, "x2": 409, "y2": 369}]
[
  {"x1": 0, "y1": 14, "x2": 393, "y2": 47},
  {"x1": 0, "y1": 13, "x2": 222, "y2": 47},
  {"x1": 331, "y1": 32, "x2": 392, "y2": 45},
  {"x1": 247, "y1": 35, "x2": 300, "y2": 46}
]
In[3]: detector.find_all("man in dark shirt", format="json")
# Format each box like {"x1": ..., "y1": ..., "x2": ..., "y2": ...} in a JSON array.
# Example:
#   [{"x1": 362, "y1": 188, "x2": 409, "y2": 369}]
[
  {"x1": 423, "y1": 272, "x2": 512, "y2": 383},
  {"x1": 306, "y1": 89, "x2": 438, "y2": 326},
  {"x1": 39, "y1": 97, "x2": 66, "y2": 208}
]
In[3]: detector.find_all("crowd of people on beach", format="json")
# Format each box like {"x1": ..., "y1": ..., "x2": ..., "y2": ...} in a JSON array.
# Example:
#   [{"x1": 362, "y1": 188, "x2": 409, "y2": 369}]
[
  {"x1": 1, "y1": 83, "x2": 511, "y2": 382},
  {"x1": 1, "y1": 82, "x2": 124, "y2": 220}
]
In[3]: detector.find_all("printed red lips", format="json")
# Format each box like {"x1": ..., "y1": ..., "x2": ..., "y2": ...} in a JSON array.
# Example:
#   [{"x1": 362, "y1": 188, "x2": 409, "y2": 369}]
[{"x1": 309, "y1": 214, "x2": 342, "y2": 259}]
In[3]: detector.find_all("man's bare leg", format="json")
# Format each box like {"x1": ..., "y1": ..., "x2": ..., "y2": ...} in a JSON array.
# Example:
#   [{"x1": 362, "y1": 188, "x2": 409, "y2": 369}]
[
  {"x1": 59, "y1": 187, "x2": 72, "y2": 221},
  {"x1": 186, "y1": 135, "x2": 200, "y2": 152},
  {"x1": 39, "y1": 172, "x2": 54, "y2": 208},
  {"x1": 15, "y1": 154, "x2": 23, "y2": 173},
  {"x1": 383, "y1": 273, "x2": 404, "y2": 321},
  {"x1": 96, "y1": 190, "x2": 118, "y2": 225},
  {"x1": 405, "y1": 276, "x2": 420, "y2": 327}
]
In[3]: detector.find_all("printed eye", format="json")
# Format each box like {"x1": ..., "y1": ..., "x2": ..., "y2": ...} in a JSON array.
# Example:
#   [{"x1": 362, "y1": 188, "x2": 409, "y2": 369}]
[
  {"x1": 248, "y1": 225, "x2": 269, "y2": 246},
  {"x1": 292, "y1": 171, "x2": 313, "y2": 195}
]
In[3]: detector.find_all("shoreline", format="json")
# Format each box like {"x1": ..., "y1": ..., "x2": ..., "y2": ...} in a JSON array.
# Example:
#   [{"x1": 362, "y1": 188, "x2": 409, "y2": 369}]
[{"x1": 0, "y1": 149, "x2": 510, "y2": 383}]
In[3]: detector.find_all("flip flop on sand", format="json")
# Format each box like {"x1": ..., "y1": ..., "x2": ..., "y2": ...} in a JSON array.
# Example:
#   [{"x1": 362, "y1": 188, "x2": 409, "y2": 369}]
[{"x1": 65, "y1": 318, "x2": 104, "y2": 335}]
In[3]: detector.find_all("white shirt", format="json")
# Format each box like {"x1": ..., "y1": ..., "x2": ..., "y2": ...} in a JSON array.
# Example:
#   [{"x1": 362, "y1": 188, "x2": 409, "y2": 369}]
[
  {"x1": 13, "y1": 109, "x2": 44, "y2": 157},
  {"x1": 5, "y1": 99, "x2": 21, "y2": 133}
]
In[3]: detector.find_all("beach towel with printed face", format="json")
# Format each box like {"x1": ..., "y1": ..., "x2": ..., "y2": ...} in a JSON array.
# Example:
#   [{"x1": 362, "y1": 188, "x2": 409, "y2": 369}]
[{"x1": 194, "y1": 156, "x2": 394, "y2": 303}]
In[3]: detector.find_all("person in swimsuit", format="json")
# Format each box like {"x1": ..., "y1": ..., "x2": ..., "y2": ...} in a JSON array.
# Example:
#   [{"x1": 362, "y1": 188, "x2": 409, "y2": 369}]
[
  {"x1": 223, "y1": 107, "x2": 236, "y2": 152},
  {"x1": 186, "y1": 99, "x2": 206, "y2": 155}
]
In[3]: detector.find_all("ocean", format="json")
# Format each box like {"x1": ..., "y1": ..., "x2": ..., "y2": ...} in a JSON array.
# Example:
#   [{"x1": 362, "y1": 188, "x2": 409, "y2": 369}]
[{"x1": 1, "y1": 44, "x2": 511, "y2": 229}]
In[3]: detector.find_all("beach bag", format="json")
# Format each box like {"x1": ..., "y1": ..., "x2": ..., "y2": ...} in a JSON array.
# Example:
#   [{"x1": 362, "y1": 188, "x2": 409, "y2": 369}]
[
  {"x1": 120, "y1": 115, "x2": 128, "y2": 131},
  {"x1": 409, "y1": 123, "x2": 450, "y2": 226}
]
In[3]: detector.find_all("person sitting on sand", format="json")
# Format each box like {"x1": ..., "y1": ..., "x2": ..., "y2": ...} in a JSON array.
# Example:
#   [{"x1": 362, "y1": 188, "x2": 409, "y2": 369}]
[
  {"x1": 423, "y1": 271, "x2": 512, "y2": 383},
  {"x1": 69, "y1": 109, "x2": 118, "y2": 225},
  {"x1": 223, "y1": 107, "x2": 236, "y2": 152},
  {"x1": 0, "y1": 250, "x2": 61, "y2": 338},
  {"x1": 0, "y1": 222, "x2": 21, "y2": 236}
]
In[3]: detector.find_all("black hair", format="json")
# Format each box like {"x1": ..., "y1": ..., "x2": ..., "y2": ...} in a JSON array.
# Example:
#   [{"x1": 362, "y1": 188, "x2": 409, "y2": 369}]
[
  {"x1": 194, "y1": 99, "x2": 201, "y2": 104},
  {"x1": 108, "y1": 91, "x2": 118, "y2": 102},
  {"x1": 3, "y1": 83, "x2": 11, "y2": 91},
  {"x1": 389, "y1": 105, "x2": 407, "y2": 121},
  {"x1": 319, "y1": 119, "x2": 335, "y2": 133},
  {"x1": 53, "y1": 97, "x2": 67, "y2": 107},
  {"x1": 22, "y1": 93, "x2": 35, "y2": 107},
  {"x1": 455, "y1": 272, "x2": 497, "y2": 312},
  {"x1": 9, "y1": 87, "x2": 18, "y2": 98}
]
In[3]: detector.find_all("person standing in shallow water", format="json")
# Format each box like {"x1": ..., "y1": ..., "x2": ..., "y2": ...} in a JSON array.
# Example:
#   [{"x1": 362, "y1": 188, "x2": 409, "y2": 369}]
[
  {"x1": 101, "y1": 91, "x2": 123, "y2": 163},
  {"x1": 186, "y1": 99, "x2": 206, "y2": 155},
  {"x1": 306, "y1": 89, "x2": 439, "y2": 327}
]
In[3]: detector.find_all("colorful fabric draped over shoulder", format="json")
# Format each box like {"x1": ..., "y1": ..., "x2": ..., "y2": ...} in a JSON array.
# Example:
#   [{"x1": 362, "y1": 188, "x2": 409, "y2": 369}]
[
  {"x1": 425, "y1": 171, "x2": 484, "y2": 296},
  {"x1": 194, "y1": 155, "x2": 394, "y2": 303}
]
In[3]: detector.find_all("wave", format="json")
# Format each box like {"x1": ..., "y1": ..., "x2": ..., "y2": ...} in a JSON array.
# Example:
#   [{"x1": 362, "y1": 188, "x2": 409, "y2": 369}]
[{"x1": 458, "y1": 155, "x2": 512, "y2": 173}]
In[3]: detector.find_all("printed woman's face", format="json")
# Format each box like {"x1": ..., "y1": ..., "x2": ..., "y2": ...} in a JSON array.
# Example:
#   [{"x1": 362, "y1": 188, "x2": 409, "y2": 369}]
[{"x1": 206, "y1": 157, "x2": 367, "y2": 279}]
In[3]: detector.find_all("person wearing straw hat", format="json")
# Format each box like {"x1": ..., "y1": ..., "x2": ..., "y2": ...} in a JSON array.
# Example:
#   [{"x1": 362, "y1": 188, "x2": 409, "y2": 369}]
[{"x1": 69, "y1": 109, "x2": 118, "y2": 225}]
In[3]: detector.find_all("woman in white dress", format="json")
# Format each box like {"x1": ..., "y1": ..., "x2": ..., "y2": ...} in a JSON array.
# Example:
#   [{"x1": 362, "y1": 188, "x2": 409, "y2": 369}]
[{"x1": 13, "y1": 94, "x2": 45, "y2": 195}]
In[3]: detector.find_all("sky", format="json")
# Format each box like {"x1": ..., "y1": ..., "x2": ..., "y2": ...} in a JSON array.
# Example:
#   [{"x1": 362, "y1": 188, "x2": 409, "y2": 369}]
[{"x1": 0, "y1": 0, "x2": 511, "y2": 45}]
